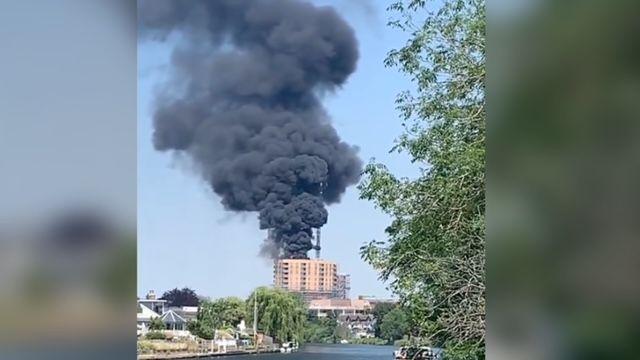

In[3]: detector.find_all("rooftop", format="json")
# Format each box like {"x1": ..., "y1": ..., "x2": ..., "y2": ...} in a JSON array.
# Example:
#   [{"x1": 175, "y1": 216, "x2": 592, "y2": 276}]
[
  {"x1": 308, "y1": 298, "x2": 372, "y2": 310},
  {"x1": 160, "y1": 309, "x2": 187, "y2": 325},
  {"x1": 277, "y1": 258, "x2": 336, "y2": 264}
]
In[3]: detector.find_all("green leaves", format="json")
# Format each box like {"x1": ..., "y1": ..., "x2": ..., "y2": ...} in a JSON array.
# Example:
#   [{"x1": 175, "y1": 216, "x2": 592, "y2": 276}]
[
  {"x1": 361, "y1": 0, "x2": 485, "y2": 358},
  {"x1": 304, "y1": 317, "x2": 337, "y2": 343},
  {"x1": 191, "y1": 297, "x2": 247, "y2": 339},
  {"x1": 380, "y1": 307, "x2": 411, "y2": 341},
  {"x1": 149, "y1": 316, "x2": 165, "y2": 331},
  {"x1": 246, "y1": 287, "x2": 306, "y2": 343}
]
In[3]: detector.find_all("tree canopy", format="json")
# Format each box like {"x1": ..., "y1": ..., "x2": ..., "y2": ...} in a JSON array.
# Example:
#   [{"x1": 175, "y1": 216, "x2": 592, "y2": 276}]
[
  {"x1": 371, "y1": 302, "x2": 397, "y2": 338},
  {"x1": 160, "y1": 287, "x2": 200, "y2": 307},
  {"x1": 379, "y1": 307, "x2": 410, "y2": 342},
  {"x1": 359, "y1": 0, "x2": 485, "y2": 358},
  {"x1": 149, "y1": 316, "x2": 165, "y2": 332},
  {"x1": 304, "y1": 317, "x2": 337, "y2": 344},
  {"x1": 246, "y1": 287, "x2": 307, "y2": 343},
  {"x1": 190, "y1": 297, "x2": 247, "y2": 339}
]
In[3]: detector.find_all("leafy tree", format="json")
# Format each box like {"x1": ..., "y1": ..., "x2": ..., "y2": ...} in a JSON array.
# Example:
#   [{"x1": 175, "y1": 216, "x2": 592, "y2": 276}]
[
  {"x1": 333, "y1": 323, "x2": 351, "y2": 341},
  {"x1": 191, "y1": 297, "x2": 247, "y2": 339},
  {"x1": 246, "y1": 287, "x2": 307, "y2": 343},
  {"x1": 359, "y1": 0, "x2": 485, "y2": 358},
  {"x1": 379, "y1": 307, "x2": 410, "y2": 342},
  {"x1": 371, "y1": 302, "x2": 397, "y2": 338},
  {"x1": 304, "y1": 317, "x2": 337, "y2": 343},
  {"x1": 160, "y1": 287, "x2": 200, "y2": 307},
  {"x1": 149, "y1": 316, "x2": 165, "y2": 331}
]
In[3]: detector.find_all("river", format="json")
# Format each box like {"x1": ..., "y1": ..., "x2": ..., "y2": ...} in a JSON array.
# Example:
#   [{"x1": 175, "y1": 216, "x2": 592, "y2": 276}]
[{"x1": 215, "y1": 344, "x2": 395, "y2": 360}]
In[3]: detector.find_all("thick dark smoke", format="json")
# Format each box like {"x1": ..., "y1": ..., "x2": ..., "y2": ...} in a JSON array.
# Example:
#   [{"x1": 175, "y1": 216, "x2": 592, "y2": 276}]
[{"x1": 139, "y1": 0, "x2": 362, "y2": 259}]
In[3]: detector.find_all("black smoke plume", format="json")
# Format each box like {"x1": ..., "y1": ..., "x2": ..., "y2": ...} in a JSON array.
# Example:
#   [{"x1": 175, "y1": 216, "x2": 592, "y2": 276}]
[{"x1": 139, "y1": 0, "x2": 362, "y2": 259}]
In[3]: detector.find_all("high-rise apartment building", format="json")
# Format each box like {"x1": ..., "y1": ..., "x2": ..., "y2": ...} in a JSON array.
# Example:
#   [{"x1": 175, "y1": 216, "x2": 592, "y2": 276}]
[{"x1": 273, "y1": 258, "x2": 338, "y2": 302}]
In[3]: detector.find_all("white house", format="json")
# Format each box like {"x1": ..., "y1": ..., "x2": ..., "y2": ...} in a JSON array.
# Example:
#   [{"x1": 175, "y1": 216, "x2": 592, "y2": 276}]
[
  {"x1": 138, "y1": 290, "x2": 167, "y2": 315},
  {"x1": 137, "y1": 291, "x2": 196, "y2": 338},
  {"x1": 338, "y1": 314, "x2": 376, "y2": 338},
  {"x1": 137, "y1": 303, "x2": 160, "y2": 336}
]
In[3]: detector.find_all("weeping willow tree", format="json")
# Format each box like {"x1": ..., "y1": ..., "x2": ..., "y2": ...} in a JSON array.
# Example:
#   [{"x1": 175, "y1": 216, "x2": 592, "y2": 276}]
[
  {"x1": 246, "y1": 287, "x2": 307, "y2": 343},
  {"x1": 359, "y1": 0, "x2": 485, "y2": 358}
]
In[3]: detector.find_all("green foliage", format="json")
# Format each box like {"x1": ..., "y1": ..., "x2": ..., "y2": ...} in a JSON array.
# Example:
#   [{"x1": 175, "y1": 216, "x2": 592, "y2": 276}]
[
  {"x1": 379, "y1": 307, "x2": 410, "y2": 342},
  {"x1": 191, "y1": 296, "x2": 247, "y2": 339},
  {"x1": 304, "y1": 317, "x2": 337, "y2": 343},
  {"x1": 145, "y1": 331, "x2": 166, "y2": 340},
  {"x1": 187, "y1": 320, "x2": 199, "y2": 335},
  {"x1": 371, "y1": 302, "x2": 397, "y2": 337},
  {"x1": 350, "y1": 337, "x2": 389, "y2": 346},
  {"x1": 246, "y1": 287, "x2": 307, "y2": 343},
  {"x1": 333, "y1": 323, "x2": 351, "y2": 341},
  {"x1": 394, "y1": 338, "x2": 412, "y2": 348},
  {"x1": 359, "y1": 0, "x2": 485, "y2": 358},
  {"x1": 149, "y1": 316, "x2": 165, "y2": 332}
]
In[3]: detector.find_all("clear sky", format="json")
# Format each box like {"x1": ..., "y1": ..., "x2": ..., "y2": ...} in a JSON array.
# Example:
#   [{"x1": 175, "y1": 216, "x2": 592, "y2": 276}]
[{"x1": 137, "y1": 0, "x2": 418, "y2": 300}]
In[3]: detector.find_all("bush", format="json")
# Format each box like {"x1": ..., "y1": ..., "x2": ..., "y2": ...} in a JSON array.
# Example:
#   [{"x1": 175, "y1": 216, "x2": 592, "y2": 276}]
[
  {"x1": 350, "y1": 337, "x2": 389, "y2": 345},
  {"x1": 149, "y1": 317, "x2": 165, "y2": 331},
  {"x1": 394, "y1": 338, "x2": 411, "y2": 347},
  {"x1": 145, "y1": 331, "x2": 166, "y2": 340},
  {"x1": 138, "y1": 341, "x2": 154, "y2": 354}
]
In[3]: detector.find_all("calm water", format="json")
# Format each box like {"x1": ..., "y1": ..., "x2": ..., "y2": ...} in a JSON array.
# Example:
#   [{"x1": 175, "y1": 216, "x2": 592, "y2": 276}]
[{"x1": 215, "y1": 344, "x2": 395, "y2": 360}]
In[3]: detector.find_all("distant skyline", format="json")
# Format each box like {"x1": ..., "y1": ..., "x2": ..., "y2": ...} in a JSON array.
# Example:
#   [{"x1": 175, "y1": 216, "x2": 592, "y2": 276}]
[{"x1": 138, "y1": 0, "x2": 419, "y2": 299}]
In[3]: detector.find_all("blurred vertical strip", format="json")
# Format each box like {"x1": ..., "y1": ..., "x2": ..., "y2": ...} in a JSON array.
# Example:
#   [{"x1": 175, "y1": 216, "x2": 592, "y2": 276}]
[
  {"x1": 0, "y1": 0, "x2": 136, "y2": 358},
  {"x1": 488, "y1": 0, "x2": 640, "y2": 359}
]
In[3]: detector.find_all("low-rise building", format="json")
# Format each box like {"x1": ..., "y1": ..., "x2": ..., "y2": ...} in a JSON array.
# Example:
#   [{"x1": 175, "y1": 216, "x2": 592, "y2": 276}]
[
  {"x1": 338, "y1": 314, "x2": 376, "y2": 338},
  {"x1": 160, "y1": 309, "x2": 190, "y2": 337},
  {"x1": 356, "y1": 295, "x2": 398, "y2": 307},
  {"x1": 168, "y1": 305, "x2": 198, "y2": 323},
  {"x1": 137, "y1": 303, "x2": 160, "y2": 336},
  {"x1": 137, "y1": 290, "x2": 198, "y2": 338},
  {"x1": 138, "y1": 290, "x2": 167, "y2": 315},
  {"x1": 308, "y1": 298, "x2": 372, "y2": 318}
]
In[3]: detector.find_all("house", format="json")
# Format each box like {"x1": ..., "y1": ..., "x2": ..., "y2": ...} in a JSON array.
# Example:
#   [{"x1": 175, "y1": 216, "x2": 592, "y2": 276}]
[
  {"x1": 138, "y1": 290, "x2": 167, "y2": 315},
  {"x1": 137, "y1": 303, "x2": 160, "y2": 336},
  {"x1": 338, "y1": 314, "x2": 376, "y2": 338},
  {"x1": 160, "y1": 309, "x2": 190, "y2": 337},
  {"x1": 167, "y1": 306, "x2": 198, "y2": 323},
  {"x1": 137, "y1": 290, "x2": 197, "y2": 338}
]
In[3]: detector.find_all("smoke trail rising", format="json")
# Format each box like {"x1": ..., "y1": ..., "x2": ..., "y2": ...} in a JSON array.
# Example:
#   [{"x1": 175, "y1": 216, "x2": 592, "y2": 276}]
[{"x1": 139, "y1": 0, "x2": 362, "y2": 258}]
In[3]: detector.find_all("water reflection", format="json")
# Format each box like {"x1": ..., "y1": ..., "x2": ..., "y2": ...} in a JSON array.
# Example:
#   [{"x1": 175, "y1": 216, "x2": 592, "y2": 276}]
[{"x1": 215, "y1": 344, "x2": 394, "y2": 360}]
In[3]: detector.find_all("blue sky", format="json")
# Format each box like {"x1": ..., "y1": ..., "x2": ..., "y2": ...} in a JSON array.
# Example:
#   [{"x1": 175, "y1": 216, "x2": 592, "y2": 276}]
[{"x1": 137, "y1": 0, "x2": 419, "y2": 300}]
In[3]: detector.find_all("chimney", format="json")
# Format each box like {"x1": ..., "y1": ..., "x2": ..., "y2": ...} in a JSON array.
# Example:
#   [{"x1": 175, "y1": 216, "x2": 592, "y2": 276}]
[{"x1": 315, "y1": 227, "x2": 321, "y2": 259}]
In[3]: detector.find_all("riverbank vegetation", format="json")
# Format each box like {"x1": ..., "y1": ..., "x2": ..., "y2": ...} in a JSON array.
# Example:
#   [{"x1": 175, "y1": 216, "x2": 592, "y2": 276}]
[
  {"x1": 359, "y1": 0, "x2": 486, "y2": 358},
  {"x1": 189, "y1": 296, "x2": 246, "y2": 339},
  {"x1": 176, "y1": 286, "x2": 409, "y2": 347},
  {"x1": 302, "y1": 303, "x2": 411, "y2": 345},
  {"x1": 246, "y1": 287, "x2": 307, "y2": 344},
  {"x1": 187, "y1": 286, "x2": 306, "y2": 344}
]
